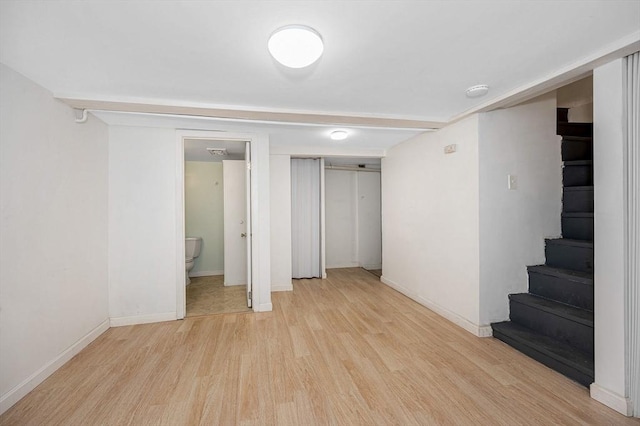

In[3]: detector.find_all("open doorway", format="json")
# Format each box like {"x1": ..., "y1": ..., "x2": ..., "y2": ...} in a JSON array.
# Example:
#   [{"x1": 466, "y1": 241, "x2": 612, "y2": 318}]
[
  {"x1": 182, "y1": 137, "x2": 252, "y2": 316},
  {"x1": 324, "y1": 157, "x2": 382, "y2": 278}
]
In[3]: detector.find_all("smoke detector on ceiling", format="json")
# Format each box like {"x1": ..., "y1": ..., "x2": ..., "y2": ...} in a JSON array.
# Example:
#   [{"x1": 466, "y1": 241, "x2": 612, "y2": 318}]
[
  {"x1": 466, "y1": 84, "x2": 489, "y2": 98},
  {"x1": 207, "y1": 148, "x2": 227, "y2": 156}
]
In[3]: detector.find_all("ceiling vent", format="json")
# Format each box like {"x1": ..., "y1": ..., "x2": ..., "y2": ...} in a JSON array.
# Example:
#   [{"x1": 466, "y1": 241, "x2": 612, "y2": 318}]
[{"x1": 206, "y1": 148, "x2": 227, "y2": 156}]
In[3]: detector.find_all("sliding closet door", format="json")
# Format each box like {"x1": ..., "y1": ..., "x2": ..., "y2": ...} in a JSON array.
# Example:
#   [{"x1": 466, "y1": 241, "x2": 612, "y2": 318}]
[{"x1": 291, "y1": 158, "x2": 321, "y2": 278}]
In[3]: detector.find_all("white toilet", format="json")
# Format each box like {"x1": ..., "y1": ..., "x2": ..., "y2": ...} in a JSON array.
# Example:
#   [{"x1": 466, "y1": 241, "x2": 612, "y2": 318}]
[{"x1": 185, "y1": 237, "x2": 202, "y2": 285}]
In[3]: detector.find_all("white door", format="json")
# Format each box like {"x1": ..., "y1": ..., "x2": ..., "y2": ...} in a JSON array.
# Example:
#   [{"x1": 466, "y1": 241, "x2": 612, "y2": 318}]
[
  {"x1": 291, "y1": 158, "x2": 322, "y2": 278},
  {"x1": 245, "y1": 142, "x2": 252, "y2": 308},
  {"x1": 223, "y1": 160, "x2": 247, "y2": 286}
]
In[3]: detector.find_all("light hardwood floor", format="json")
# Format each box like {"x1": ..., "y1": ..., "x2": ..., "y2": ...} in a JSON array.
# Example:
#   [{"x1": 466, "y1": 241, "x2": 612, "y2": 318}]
[
  {"x1": 2, "y1": 268, "x2": 637, "y2": 425},
  {"x1": 365, "y1": 268, "x2": 382, "y2": 278},
  {"x1": 186, "y1": 275, "x2": 251, "y2": 317}
]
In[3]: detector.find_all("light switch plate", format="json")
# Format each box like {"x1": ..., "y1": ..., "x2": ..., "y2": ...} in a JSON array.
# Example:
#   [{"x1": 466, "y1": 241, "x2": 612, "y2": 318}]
[{"x1": 508, "y1": 174, "x2": 517, "y2": 190}]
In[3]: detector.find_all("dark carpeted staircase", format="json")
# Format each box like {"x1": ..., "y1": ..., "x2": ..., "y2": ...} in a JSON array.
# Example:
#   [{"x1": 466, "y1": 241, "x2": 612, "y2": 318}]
[{"x1": 491, "y1": 108, "x2": 594, "y2": 387}]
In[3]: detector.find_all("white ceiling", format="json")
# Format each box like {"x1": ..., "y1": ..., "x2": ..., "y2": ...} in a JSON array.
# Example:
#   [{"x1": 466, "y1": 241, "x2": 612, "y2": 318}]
[{"x1": 1, "y1": 1, "x2": 639, "y2": 150}]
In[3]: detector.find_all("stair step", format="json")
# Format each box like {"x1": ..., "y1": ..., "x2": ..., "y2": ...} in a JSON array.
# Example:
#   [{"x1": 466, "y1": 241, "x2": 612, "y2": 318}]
[
  {"x1": 562, "y1": 137, "x2": 593, "y2": 161},
  {"x1": 509, "y1": 293, "x2": 593, "y2": 353},
  {"x1": 528, "y1": 265, "x2": 593, "y2": 310},
  {"x1": 563, "y1": 186, "x2": 594, "y2": 213},
  {"x1": 557, "y1": 122, "x2": 593, "y2": 138},
  {"x1": 545, "y1": 238, "x2": 593, "y2": 273},
  {"x1": 562, "y1": 136, "x2": 593, "y2": 142},
  {"x1": 564, "y1": 160, "x2": 593, "y2": 166},
  {"x1": 557, "y1": 108, "x2": 569, "y2": 123},
  {"x1": 561, "y1": 212, "x2": 594, "y2": 241},
  {"x1": 563, "y1": 162, "x2": 593, "y2": 187},
  {"x1": 510, "y1": 293, "x2": 593, "y2": 326},
  {"x1": 491, "y1": 321, "x2": 594, "y2": 387}
]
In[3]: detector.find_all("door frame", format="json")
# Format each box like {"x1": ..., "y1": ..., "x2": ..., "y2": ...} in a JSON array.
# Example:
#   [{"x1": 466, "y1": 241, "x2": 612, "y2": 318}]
[{"x1": 175, "y1": 130, "x2": 271, "y2": 318}]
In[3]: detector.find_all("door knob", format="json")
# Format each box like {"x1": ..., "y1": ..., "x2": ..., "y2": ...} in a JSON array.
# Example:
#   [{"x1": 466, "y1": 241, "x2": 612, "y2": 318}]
[{"x1": 241, "y1": 233, "x2": 247, "y2": 238}]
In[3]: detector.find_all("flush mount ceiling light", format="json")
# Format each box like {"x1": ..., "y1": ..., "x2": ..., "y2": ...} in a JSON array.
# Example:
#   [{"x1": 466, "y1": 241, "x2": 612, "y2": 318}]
[
  {"x1": 466, "y1": 84, "x2": 490, "y2": 98},
  {"x1": 268, "y1": 25, "x2": 324, "y2": 68},
  {"x1": 206, "y1": 148, "x2": 227, "y2": 156},
  {"x1": 330, "y1": 130, "x2": 349, "y2": 141}
]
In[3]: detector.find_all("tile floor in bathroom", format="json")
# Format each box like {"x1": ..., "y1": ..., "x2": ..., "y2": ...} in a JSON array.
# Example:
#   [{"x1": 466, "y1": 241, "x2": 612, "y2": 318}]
[{"x1": 186, "y1": 275, "x2": 252, "y2": 317}]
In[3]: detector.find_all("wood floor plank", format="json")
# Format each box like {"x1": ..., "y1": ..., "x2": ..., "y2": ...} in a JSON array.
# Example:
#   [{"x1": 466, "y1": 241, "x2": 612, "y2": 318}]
[{"x1": 2, "y1": 267, "x2": 638, "y2": 425}]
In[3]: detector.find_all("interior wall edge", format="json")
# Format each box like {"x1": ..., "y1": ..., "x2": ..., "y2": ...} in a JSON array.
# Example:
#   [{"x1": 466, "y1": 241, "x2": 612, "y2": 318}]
[
  {"x1": 109, "y1": 312, "x2": 177, "y2": 328},
  {"x1": 0, "y1": 319, "x2": 110, "y2": 416},
  {"x1": 380, "y1": 276, "x2": 491, "y2": 338},
  {"x1": 590, "y1": 383, "x2": 634, "y2": 416},
  {"x1": 271, "y1": 284, "x2": 294, "y2": 292}
]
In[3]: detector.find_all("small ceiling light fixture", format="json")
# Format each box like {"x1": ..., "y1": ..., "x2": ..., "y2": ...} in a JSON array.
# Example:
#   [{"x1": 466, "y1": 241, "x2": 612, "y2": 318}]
[
  {"x1": 268, "y1": 25, "x2": 324, "y2": 68},
  {"x1": 330, "y1": 130, "x2": 349, "y2": 141},
  {"x1": 466, "y1": 84, "x2": 490, "y2": 98},
  {"x1": 207, "y1": 148, "x2": 227, "y2": 156}
]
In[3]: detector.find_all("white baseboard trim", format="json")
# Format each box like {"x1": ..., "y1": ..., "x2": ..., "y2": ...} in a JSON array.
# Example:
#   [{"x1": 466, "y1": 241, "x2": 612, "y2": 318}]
[
  {"x1": 255, "y1": 302, "x2": 273, "y2": 312},
  {"x1": 224, "y1": 282, "x2": 245, "y2": 287},
  {"x1": 590, "y1": 383, "x2": 633, "y2": 416},
  {"x1": 190, "y1": 270, "x2": 223, "y2": 277},
  {"x1": 109, "y1": 312, "x2": 176, "y2": 327},
  {"x1": 381, "y1": 276, "x2": 492, "y2": 337},
  {"x1": 326, "y1": 262, "x2": 360, "y2": 269},
  {"x1": 0, "y1": 319, "x2": 110, "y2": 415},
  {"x1": 272, "y1": 283, "x2": 293, "y2": 292}
]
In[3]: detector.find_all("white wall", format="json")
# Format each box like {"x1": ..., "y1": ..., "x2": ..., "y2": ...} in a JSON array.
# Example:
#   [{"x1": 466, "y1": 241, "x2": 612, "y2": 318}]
[
  {"x1": 478, "y1": 93, "x2": 561, "y2": 325},
  {"x1": 357, "y1": 172, "x2": 382, "y2": 269},
  {"x1": 270, "y1": 155, "x2": 292, "y2": 291},
  {"x1": 568, "y1": 103, "x2": 593, "y2": 123},
  {"x1": 382, "y1": 96, "x2": 560, "y2": 334},
  {"x1": 185, "y1": 161, "x2": 224, "y2": 276},
  {"x1": 382, "y1": 116, "x2": 482, "y2": 334},
  {"x1": 557, "y1": 76, "x2": 593, "y2": 122},
  {"x1": 591, "y1": 58, "x2": 631, "y2": 415},
  {"x1": 325, "y1": 169, "x2": 382, "y2": 269},
  {"x1": 325, "y1": 170, "x2": 358, "y2": 268},
  {"x1": 108, "y1": 126, "x2": 178, "y2": 325},
  {"x1": 0, "y1": 63, "x2": 109, "y2": 413},
  {"x1": 557, "y1": 76, "x2": 593, "y2": 108}
]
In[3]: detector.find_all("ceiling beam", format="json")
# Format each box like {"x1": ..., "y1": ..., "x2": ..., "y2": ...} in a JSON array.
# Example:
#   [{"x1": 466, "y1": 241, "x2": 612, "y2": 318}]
[{"x1": 57, "y1": 97, "x2": 444, "y2": 130}]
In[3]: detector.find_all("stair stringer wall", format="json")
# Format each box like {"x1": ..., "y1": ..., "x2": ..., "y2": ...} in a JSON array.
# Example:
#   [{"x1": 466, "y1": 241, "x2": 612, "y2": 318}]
[
  {"x1": 477, "y1": 92, "x2": 562, "y2": 326},
  {"x1": 383, "y1": 94, "x2": 561, "y2": 335},
  {"x1": 381, "y1": 115, "x2": 482, "y2": 331}
]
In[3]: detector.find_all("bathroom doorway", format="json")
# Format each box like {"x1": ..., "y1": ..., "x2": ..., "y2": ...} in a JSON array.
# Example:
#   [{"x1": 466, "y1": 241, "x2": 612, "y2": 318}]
[{"x1": 182, "y1": 136, "x2": 252, "y2": 316}]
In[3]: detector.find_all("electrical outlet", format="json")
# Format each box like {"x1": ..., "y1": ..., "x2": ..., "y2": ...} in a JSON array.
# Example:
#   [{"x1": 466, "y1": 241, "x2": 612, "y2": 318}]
[
  {"x1": 444, "y1": 144, "x2": 457, "y2": 154},
  {"x1": 508, "y1": 174, "x2": 518, "y2": 190}
]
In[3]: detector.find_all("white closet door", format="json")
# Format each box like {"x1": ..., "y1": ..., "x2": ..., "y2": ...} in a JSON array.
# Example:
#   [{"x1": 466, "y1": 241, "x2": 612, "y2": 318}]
[{"x1": 291, "y1": 158, "x2": 321, "y2": 278}]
